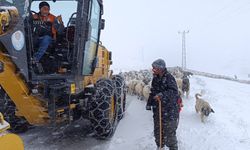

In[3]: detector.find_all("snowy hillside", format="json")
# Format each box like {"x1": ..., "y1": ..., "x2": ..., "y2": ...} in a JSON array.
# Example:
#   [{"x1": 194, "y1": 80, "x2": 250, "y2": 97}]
[{"x1": 20, "y1": 75, "x2": 250, "y2": 150}]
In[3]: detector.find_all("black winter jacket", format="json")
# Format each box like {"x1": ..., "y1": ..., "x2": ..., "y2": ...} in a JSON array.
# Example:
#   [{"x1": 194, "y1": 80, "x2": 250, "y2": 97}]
[{"x1": 147, "y1": 68, "x2": 179, "y2": 120}]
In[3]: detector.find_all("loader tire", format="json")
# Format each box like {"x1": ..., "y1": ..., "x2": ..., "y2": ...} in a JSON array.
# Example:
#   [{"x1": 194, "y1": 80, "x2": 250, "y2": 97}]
[
  {"x1": 0, "y1": 87, "x2": 29, "y2": 133},
  {"x1": 112, "y1": 75, "x2": 126, "y2": 121},
  {"x1": 89, "y1": 79, "x2": 118, "y2": 139}
]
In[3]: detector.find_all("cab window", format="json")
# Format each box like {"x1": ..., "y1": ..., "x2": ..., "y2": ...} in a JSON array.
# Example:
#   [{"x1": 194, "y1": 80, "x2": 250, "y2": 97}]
[{"x1": 82, "y1": 0, "x2": 101, "y2": 75}]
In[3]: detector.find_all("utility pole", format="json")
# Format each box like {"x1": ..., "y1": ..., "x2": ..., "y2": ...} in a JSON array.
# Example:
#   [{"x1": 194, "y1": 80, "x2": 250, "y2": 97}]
[{"x1": 178, "y1": 30, "x2": 189, "y2": 70}]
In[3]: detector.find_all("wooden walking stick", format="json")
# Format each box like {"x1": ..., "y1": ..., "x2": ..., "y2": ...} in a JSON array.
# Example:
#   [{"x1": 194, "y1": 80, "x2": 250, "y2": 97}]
[{"x1": 156, "y1": 96, "x2": 163, "y2": 150}]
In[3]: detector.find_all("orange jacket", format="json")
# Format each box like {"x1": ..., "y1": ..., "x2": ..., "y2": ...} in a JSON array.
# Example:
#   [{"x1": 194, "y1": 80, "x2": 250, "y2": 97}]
[{"x1": 33, "y1": 13, "x2": 57, "y2": 39}]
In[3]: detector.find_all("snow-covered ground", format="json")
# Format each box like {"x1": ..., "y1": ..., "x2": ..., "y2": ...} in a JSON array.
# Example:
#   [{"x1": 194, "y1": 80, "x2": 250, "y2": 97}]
[
  {"x1": 178, "y1": 76, "x2": 250, "y2": 150},
  {"x1": 20, "y1": 75, "x2": 250, "y2": 150}
]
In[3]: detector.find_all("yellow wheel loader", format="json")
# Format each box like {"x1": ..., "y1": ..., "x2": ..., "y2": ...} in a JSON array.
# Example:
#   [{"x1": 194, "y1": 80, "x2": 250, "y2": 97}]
[
  {"x1": 0, "y1": 0, "x2": 126, "y2": 139},
  {"x1": 0, "y1": 112, "x2": 24, "y2": 150}
]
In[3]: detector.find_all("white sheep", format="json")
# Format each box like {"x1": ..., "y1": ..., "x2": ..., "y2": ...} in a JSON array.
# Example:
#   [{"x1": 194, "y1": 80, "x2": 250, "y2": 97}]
[
  {"x1": 134, "y1": 80, "x2": 145, "y2": 100},
  {"x1": 173, "y1": 69, "x2": 183, "y2": 79},
  {"x1": 175, "y1": 78, "x2": 182, "y2": 89},
  {"x1": 142, "y1": 85, "x2": 151, "y2": 101},
  {"x1": 127, "y1": 79, "x2": 138, "y2": 95},
  {"x1": 175, "y1": 78, "x2": 183, "y2": 97}
]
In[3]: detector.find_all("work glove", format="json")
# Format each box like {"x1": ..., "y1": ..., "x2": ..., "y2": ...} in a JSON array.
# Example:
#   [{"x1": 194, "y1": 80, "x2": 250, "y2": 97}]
[
  {"x1": 154, "y1": 92, "x2": 163, "y2": 101},
  {"x1": 56, "y1": 15, "x2": 63, "y2": 24}
]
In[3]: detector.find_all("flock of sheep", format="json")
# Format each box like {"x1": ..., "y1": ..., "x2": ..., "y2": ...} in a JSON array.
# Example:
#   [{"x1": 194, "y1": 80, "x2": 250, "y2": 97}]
[{"x1": 121, "y1": 67, "x2": 192, "y2": 101}]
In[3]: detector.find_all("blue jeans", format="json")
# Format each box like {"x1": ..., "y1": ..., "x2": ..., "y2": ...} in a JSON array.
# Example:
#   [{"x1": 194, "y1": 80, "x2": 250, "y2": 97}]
[{"x1": 33, "y1": 35, "x2": 52, "y2": 62}]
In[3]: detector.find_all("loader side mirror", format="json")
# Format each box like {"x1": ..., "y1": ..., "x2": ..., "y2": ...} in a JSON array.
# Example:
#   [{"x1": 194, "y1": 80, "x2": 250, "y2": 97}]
[{"x1": 100, "y1": 19, "x2": 105, "y2": 30}]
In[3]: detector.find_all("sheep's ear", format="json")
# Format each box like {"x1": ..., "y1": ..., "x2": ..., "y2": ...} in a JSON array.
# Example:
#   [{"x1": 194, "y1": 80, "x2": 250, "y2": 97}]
[{"x1": 211, "y1": 109, "x2": 215, "y2": 113}]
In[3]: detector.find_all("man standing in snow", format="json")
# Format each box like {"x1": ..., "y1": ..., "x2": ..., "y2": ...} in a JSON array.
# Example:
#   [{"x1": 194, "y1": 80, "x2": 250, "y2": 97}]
[{"x1": 146, "y1": 59, "x2": 179, "y2": 150}]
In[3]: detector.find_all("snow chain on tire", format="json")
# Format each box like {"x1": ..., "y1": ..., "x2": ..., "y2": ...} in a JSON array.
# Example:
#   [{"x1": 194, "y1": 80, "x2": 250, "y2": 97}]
[
  {"x1": 0, "y1": 86, "x2": 29, "y2": 133},
  {"x1": 112, "y1": 75, "x2": 126, "y2": 121},
  {"x1": 89, "y1": 79, "x2": 118, "y2": 139}
]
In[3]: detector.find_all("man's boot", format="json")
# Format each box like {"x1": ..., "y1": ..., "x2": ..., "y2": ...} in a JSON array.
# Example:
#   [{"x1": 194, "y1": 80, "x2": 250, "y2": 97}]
[{"x1": 169, "y1": 146, "x2": 178, "y2": 150}]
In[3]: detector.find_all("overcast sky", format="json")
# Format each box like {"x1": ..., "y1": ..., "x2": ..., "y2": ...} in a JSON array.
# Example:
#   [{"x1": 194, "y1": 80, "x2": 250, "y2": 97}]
[{"x1": 100, "y1": 0, "x2": 250, "y2": 77}]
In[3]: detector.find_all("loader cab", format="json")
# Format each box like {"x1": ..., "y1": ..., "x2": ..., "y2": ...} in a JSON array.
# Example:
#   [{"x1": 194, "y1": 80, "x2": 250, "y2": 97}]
[
  {"x1": 0, "y1": 0, "x2": 104, "y2": 85},
  {"x1": 29, "y1": 1, "x2": 79, "y2": 75},
  {"x1": 27, "y1": 0, "x2": 104, "y2": 80}
]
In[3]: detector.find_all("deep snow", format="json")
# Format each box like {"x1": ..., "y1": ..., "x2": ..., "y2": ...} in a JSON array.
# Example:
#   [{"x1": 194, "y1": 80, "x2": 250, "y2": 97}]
[{"x1": 20, "y1": 75, "x2": 250, "y2": 150}]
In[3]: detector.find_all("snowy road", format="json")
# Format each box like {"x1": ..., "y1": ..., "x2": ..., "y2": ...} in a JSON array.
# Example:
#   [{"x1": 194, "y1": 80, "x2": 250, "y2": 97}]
[
  {"x1": 20, "y1": 76, "x2": 250, "y2": 150},
  {"x1": 19, "y1": 95, "x2": 154, "y2": 150}
]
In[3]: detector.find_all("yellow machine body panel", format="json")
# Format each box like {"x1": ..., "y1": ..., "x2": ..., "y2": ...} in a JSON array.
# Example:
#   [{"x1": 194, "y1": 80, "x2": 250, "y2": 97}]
[
  {"x1": 0, "y1": 113, "x2": 24, "y2": 150},
  {"x1": 0, "y1": 134, "x2": 24, "y2": 150},
  {"x1": 0, "y1": 52, "x2": 49, "y2": 125},
  {"x1": 83, "y1": 45, "x2": 112, "y2": 86}
]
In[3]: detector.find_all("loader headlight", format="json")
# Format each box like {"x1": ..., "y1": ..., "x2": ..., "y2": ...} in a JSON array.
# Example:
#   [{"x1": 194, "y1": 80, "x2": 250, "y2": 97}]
[
  {"x1": 11, "y1": 30, "x2": 25, "y2": 51},
  {"x1": 0, "y1": 61, "x2": 4, "y2": 73}
]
